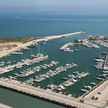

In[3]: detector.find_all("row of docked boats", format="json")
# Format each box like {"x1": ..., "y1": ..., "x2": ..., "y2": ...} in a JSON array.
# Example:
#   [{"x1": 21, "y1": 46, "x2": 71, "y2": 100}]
[
  {"x1": 96, "y1": 40, "x2": 108, "y2": 48},
  {"x1": 81, "y1": 82, "x2": 96, "y2": 92},
  {"x1": 81, "y1": 71, "x2": 108, "y2": 92},
  {"x1": 0, "y1": 68, "x2": 13, "y2": 75},
  {"x1": 0, "y1": 61, "x2": 5, "y2": 67},
  {"x1": 94, "y1": 57, "x2": 105, "y2": 70},
  {"x1": 63, "y1": 48, "x2": 73, "y2": 52},
  {"x1": 27, "y1": 63, "x2": 77, "y2": 83},
  {"x1": 63, "y1": 48, "x2": 80, "y2": 53},
  {"x1": 14, "y1": 61, "x2": 58, "y2": 77},
  {"x1": 60, "y1": 42, "x2": 80, "y2": 53},
  {"x1": 96, "y1": 71, "x2": 108, "y2": 81},
  {"x1": 54, "y1": 72, "x2": 89, "y2": 91},
  {"x1": 81, "y1": 63, "x2": 108, "y2": 92},
  {"x1": 0, "y1": 61, "x2": 13, "y2": 67},
  {"x1": 83, "y1": 40, "x2": 99, "y2": 48},
  {"x1": 0, "y1": 53, "x2": 48, "y2": 75},
  {"x1": 60, "y1": 39, "x2": 99, "y2": 54}
]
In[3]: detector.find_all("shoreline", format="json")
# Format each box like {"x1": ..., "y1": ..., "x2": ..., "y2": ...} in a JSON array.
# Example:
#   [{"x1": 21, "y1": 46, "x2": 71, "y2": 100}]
[
  {"x1": 0, "y1": 31, "x2": 85, "y2": 58},
  {"x1": 0, "y1": 77, "x2": 101, "y2": 108},
  {"x1": 0, "y1": 31, "x2": 108, "y2": 108}
]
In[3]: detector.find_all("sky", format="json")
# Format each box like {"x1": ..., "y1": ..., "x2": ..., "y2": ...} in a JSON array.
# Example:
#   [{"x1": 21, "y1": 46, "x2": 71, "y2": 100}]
[{"x1": 0, "y1": 0, "x2": 108, "y2": 14}]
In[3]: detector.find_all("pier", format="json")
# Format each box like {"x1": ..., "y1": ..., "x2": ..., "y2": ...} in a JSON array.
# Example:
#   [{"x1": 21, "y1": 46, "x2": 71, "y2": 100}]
[
  {"x1": 12, "y1": 61, "x2": 58, "y2": 79},
  {"x1": 0, "y1": 31, "x2": 85, "y2": 59},
  {"x1": 56, "y1": 72, "x2": 89, "y2": 90},
  {"x1": 60, "y1": 42, "x2": 73, "y2": 50},
  {"x1": 0, "y1": 78, "x2": 103, "y2": 108},
  {"x1": 60, "y1": 39, "x2": 99, "y2": 52},
  {"x1": 0, "y1": 53, "x2": 48, "y2": 75},
  {"x1": 28, "y1": 63, "x2": 77, "y2": 83}
]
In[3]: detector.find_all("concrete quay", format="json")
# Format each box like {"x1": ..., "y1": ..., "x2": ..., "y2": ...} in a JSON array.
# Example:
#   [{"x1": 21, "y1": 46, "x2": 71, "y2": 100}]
[
  {"x1": 0, "y1": 31, "x2": 85, "y2": 59},
  {"x1": 0, "y1": 78, "x2": 103, "y2": 108},
  {"x1": 60, "y1": 42, "x2": 73, "y2": 50}
]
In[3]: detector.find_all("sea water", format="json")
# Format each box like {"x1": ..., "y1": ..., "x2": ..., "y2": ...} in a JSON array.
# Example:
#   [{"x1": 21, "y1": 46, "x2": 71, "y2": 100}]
[{"x1": 0, "y1": 13, "x2": 108, "y2": 108}]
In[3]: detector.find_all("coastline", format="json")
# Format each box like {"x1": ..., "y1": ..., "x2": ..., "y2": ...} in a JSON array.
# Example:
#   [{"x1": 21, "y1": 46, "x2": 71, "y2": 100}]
[
  {"x1": 1, "y1": 31, "x2": 108, "y2": 108},
  {"x1": 0, "y1": 31, "x2": 85, "y2": 58}
]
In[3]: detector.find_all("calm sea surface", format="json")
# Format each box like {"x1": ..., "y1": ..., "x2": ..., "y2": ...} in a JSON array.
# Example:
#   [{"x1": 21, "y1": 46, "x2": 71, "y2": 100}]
[{"x1": 0, "y1": 13, "x2": 108, "y2": 108}]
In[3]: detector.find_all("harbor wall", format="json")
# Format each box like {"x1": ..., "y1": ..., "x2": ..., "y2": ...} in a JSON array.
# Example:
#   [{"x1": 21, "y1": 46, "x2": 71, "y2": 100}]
[{"x1": 0, "y1": 84, "x2": 77, "y2": 108}]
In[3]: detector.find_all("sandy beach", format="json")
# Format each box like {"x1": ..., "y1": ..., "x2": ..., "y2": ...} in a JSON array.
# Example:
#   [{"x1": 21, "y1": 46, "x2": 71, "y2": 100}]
[{"x1": 0, "y1": 42, "x2": 22, "y2": 50}]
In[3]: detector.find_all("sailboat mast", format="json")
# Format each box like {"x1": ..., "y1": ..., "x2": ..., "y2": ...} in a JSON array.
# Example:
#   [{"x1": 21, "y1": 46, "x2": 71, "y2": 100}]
[{"x1": 38, "y1": 44, "x2": 40, "y2": 54}]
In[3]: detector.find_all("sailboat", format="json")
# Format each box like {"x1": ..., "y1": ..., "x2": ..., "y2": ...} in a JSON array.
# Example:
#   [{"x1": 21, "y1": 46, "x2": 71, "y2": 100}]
[{"x1": 31, "y1": 44, "x2": 48, "y2": 59}]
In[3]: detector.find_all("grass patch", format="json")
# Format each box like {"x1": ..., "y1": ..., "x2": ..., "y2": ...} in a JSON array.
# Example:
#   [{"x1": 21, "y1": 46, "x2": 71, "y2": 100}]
[
  {"x1": 0, "y1": 37, "x2": 34, "y2": 43},
  {"x1": 0, "y1": 40, "x2": 5, "y2": 43}
]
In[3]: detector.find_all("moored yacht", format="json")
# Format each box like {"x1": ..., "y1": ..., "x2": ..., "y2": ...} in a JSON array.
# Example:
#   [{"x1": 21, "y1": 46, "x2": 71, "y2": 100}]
[
  {"x1": 81, "y1": 89, "x2": 88, "y2": 92},
  {"x1": 90, "y1": 82, "x2": 96, "y2": 86}
]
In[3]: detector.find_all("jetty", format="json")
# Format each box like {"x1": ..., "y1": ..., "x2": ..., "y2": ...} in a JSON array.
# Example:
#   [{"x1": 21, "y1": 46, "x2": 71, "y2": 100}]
[
  {"x1": 0, "y1": 31, "x2": 85, "y2": 58},
  {"x1": 0, "y1": 78, "x2": 104, "y2": 108},
  {"x1": 60, "y1": 42, "x2": 73, "y2": 50},
  {"x1": 60, "y1": 39, "x2": 99, "y2": 52}
]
